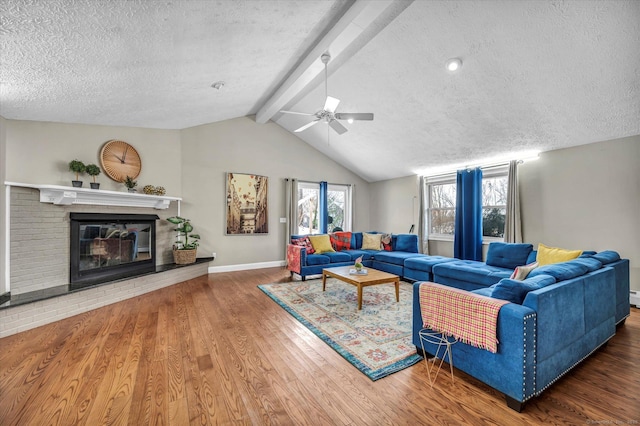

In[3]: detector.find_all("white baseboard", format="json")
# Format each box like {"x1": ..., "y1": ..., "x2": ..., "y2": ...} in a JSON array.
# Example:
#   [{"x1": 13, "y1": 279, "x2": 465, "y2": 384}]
[
  {"x1": 630, "y1": 291, "x2": 640, "y2": 308},
  {"x1": 208, "y1": 260, "x2": 286, "y2": 274}
]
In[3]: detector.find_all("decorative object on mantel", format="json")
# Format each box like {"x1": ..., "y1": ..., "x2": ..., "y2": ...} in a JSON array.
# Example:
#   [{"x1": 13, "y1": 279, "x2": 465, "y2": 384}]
[
  {"x1": 68, "y1": 159, "x2": 86, "y2": 187},
  {"x1": 85, "y1": 163, "x2": 101, "y2": 189},
  {"x1": 124, "y1": 175, "x2": 138, "y2": 192},
  {"x1": 99, "y1": 139, "x2": 142, "y2": 182},
  {"x1": 143, "y1": 185, "x2": 167, "y2": 195},
  {"x1": 167, "y1": 216, "x2": 201, "y2": 264}
]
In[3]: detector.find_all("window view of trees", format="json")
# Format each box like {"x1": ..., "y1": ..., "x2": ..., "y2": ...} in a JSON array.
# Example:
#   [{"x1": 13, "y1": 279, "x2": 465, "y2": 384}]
[
  {"x1": 296, "y1": 183, "x2": 349, "y2": 235},
  {"x1": 427, "y1": 174, "x2": 508, "y2": 239},
  {"x1": 429, "y1": 183, "x2": 456, "y2": 235}
]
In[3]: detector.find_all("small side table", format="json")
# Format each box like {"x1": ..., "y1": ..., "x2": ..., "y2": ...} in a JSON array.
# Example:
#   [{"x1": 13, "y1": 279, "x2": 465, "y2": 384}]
[{"x1": 418, "y1": 329, "x2": 458, "y2": 387}]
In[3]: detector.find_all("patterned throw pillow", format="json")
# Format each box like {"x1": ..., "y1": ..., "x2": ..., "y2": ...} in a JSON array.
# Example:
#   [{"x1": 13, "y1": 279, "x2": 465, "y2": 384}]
[
  {"x1": 510, "y1": 262, "x2": 538, "y2": 281},
  {"x1": 362, "y1": 232, "x2": 382, "y2": 250},
  {"x1": 381, "y1": 233, "x2": 392, "y2": 251},
  {"x1": 291, "y1": 236, "x2": 315, "y2": 254},
  {"x1": 330, "y1": 231, "x2": 352, "y2": 251}
]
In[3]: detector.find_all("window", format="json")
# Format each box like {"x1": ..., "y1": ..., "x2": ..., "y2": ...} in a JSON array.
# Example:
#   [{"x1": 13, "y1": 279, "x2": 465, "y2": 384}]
[
  {"x1": 426, "y1": 168, "x2": 508, "y2": 240},
  {"x1": 296, "y1": 181, "x2": 351, "y2": 235}
]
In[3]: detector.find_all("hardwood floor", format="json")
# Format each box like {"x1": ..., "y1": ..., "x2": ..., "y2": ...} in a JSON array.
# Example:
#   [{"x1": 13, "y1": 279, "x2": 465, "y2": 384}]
[{"x1": 1, "y1": 267, "x2": 638, "y2": 425}]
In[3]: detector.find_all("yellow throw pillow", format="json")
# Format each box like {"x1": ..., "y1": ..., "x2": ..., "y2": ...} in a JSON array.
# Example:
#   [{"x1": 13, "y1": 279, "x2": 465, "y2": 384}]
[
  {"x1": 536, "y1": 243, "x2": 582, "y2": 266},
  {"x1": 362, "y1": 232, "x2": 382, "y2": 250},
  {"x1": 308, "y1": 235, "x2": 335, "y2": 254}
]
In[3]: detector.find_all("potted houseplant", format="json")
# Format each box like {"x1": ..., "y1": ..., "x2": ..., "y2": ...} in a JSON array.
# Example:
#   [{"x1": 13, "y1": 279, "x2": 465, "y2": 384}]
[
  {"x1": 124, "y1": 175, "x2": 138, "y2": 192},
  {"x1": 85, "y1": 163, "x2": 101, "y2": 189},
  {"x1": 166, "y1": 216, "x2": 201, "y2": 264},
  {"x1": 68, "y1": 159, "x2": 86, "y2": 187}
]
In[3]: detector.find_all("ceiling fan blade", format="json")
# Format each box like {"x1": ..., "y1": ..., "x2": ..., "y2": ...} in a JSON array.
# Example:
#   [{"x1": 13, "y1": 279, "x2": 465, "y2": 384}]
[
  {"x1": 334, "y1": 112, "x2": 374, "y2": 121},
  {"x1": 324, "y1": 96, "x2": 340, "y2": 113},
  {"x1": 294, "y1": 119, "x2": 320, "y2": 133},
  {"x1": 280, "y1": 110, "x2": 315, "y2": 116},
  {"x1": 328, "y1": 119, "x2": 348, "y2": 135}
]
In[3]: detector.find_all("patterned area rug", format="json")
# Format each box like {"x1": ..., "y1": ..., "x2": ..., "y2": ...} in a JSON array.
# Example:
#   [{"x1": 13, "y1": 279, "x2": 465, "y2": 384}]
[{"x1": 258, "y1": 278, "x2": 421, "y2": 380}]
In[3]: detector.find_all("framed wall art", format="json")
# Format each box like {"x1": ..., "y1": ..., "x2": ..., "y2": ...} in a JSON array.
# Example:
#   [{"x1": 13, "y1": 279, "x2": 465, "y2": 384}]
[{"x1": 225, "y1": 172, "x2": 268, "y2": 235}]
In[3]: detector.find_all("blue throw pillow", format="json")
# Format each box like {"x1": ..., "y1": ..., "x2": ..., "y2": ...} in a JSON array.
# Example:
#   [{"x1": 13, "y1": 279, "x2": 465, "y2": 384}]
[
  {"x1": 490, "y1": 278, "x2": 542, "y2": 304},
  {"x1": 395, "y1": 234, "x2": 418, "y2": 253},
  {"x1": 528, "y1": 261, "x2": 589, "y2": 281},
  {"x1": 569, "y1": 257, "x2": 603, "y2": 272},
  {"x1": 592, "y1": 250, "x2": 621, "y2": 265},
  {"x1": 486, "y1": 242, "x2": 534, "y2": 270}
]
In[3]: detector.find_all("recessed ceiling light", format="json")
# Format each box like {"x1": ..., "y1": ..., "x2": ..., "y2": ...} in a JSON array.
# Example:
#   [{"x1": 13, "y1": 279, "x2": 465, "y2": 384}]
[{"x1": 445, "y1": 58, "x2": 462, "y2": 72}]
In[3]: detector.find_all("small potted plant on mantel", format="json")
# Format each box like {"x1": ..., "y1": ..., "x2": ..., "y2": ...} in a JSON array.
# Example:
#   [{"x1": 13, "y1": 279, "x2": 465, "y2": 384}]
[
  {"x1": 124, "y1": 175, "x2": 138, "y2": 192},
  {"x1": 166, "y1": 216, "x2": 201, "y2": 264},
  {"x1": 68, "y1": 159, "x2": 86, "y2": 187},
  {"x1": 85, "y1": 163, "x2": 101, "y2": 189}
]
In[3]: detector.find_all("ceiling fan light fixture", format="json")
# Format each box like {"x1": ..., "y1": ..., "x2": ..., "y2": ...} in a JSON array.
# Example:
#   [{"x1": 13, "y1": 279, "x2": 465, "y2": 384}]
[
  {"x1": 445, "y1": 58, "x2": 462, "y2": 72},
  {"x1": 347, "y1": 118, "x2": 354, "y2": 124}
]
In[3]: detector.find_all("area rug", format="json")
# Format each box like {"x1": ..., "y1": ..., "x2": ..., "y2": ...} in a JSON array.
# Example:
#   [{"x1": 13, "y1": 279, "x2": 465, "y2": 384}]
[{"x1": 258, "y1": 278, "x2": 421, "y2": 380}]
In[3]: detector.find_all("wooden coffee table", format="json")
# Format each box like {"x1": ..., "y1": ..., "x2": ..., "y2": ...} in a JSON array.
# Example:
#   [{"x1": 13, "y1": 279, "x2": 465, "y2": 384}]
[{"x1": 322, "y1": 266, "x2": 400, "y2": 310}]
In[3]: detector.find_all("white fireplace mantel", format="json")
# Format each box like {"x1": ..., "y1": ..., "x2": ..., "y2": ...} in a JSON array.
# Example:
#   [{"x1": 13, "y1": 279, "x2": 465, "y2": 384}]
[{"x1": 5, "y1": 182, "x2": 182, "y2": 210}]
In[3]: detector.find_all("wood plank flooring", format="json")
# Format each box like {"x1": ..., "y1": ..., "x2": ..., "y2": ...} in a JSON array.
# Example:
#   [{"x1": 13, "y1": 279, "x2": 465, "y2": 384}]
[{"x1": 1, "y1": 267, "x2": 639, "y2": 425}]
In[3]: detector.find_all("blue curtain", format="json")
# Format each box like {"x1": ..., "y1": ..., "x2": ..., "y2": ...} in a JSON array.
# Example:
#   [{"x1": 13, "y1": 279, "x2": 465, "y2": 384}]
[
  {"x1": 454, "y1": 168, "x2": 483, "y2": 260},
  {"x1": 319, "y1": 181, "x2": 328, "y2": 234}
]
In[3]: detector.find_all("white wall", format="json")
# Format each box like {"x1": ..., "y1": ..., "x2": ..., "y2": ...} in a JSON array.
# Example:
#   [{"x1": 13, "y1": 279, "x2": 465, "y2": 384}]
[
  {"x1": 369, "y1": 136, "x2": 640, "y2": 292},
  {"x1": 369, "y1": 175, "x2": 420, "y2": 234},
  {"x1": 4, "y1": 120, "x2": 182, "y2": 194},
  {"x1": 179, "y1": 116, "x2": 371, "y2": 267},
  {"x1": 519, "y1": 135, "x2": 640, "y2": 292}
]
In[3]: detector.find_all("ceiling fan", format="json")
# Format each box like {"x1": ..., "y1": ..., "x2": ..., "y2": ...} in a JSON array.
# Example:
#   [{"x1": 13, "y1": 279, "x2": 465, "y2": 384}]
[{"x1": 280, "y1": 53, "x2": 374, "y2": 135}]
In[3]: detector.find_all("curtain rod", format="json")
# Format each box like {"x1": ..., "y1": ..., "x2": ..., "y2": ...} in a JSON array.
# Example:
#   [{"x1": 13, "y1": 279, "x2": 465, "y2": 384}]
[{"x1": 423, "y1": 160, "x2": 518, "y2": 179}]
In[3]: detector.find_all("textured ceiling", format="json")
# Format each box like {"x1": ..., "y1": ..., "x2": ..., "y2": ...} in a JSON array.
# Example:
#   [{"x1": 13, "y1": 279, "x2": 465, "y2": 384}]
[{"x1": 2, "y1": 0, "x2": 639, "y2": 182}]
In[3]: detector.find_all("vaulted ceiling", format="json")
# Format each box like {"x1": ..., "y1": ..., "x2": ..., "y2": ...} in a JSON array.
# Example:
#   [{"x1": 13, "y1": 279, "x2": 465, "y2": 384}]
[{"x1": 2, "y1": 0, "x2": 639, "y2": 182}]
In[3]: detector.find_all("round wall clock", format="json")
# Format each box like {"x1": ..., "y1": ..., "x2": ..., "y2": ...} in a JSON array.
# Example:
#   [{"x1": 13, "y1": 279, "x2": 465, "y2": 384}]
[{"x1": 100, "y1": 140, "x2": 142, "y2": 182}]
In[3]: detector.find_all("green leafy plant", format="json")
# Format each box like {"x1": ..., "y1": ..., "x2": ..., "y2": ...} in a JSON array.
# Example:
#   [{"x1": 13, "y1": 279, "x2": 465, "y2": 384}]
[
  {"x1": 167, "y1": 216, "x2": 201, "y2": 250},
  {"x1": 124, "y1": 175, "x2": 137, "y2": 189},
  {"x1": 85, "y1": 164, "x2": 101, "y2": 182},
  {"x1": 68, "y1": 159, "x2": 86, "y2": 180}
]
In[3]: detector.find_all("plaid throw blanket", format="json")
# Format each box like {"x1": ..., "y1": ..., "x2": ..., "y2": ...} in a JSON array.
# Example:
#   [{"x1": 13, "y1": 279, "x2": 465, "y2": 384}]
[{"x1": 419, "y1": 282, "x2": 508, "y2": 353}]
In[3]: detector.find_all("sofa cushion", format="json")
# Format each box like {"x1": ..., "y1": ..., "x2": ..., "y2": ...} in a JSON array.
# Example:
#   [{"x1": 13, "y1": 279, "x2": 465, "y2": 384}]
[
  {"x1": 592, "y1": 250, "x2": 621, "y2": 265},
  {"x1": 362, "y1": 233, "x2": 382, "y2": 250},
  {"x1": 536, "y1": 243, "x2": 582, "y2": 265},
  {"x1": 528, "y1": 261, "x2": 589, "y2": 281},
  {"x1": 306, "y1": 254, "x2": 330, "y2": 266},
  {"x1": 490, "y1": 279, "x2": 542, "y2": 304},
  {"x1": 404, "y1": 256, "x2": 456, "y2": 273},
  {"x1": 433, "y1": 260, "x2": 513, "y2": 286},
  {"x1": 395, "y1": 234, "x2": 419, "y2": 253},
  {"x1": 342, "y1": 250, "x2": 375, "y2": 261},
  {"x1": 350, "y1": 232, "x2": 363, "y2": 250},
  {"x1": 291, "y1": 236, "x2": 315, "y2": 254},
  {"x1": 486, "y1": 242, "x2": 533, "y2": 269},
  {"x1": 471, "y1": 287, "x2": 493, "y2": 297},
  {"x1": 569, "y1": 257, "x2": 603, "y2": 272},
  {"x1": 372, "y1": 251, "x2": 424, "y2": 266},
  {"x1": 330, "y1": 231, "x2": 352, "y2": 251},
  {"x1": 309, "y1": 235, "x2": 335, "y2": 254},
  {"x1": 323, "y1": 251, "x2": 352, "y2": 263},
  {"x1": 510, "y1": 262, "x2": 539, "y2": 280},
  {"x1": 526, "y1": 250, "x2": 537, "y2": 264}
]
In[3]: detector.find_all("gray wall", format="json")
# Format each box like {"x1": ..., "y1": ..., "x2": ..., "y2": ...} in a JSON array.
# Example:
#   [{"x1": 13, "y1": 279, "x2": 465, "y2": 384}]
[
  {"x1": 1, "y1": 116, "x2": 7, "y2": 294},
  {"x1": 369, "y1": 136, "x2": 640, "y2": 292},
  {"x1": 1, "y1": 116, "x2": 371, "y2": 276},
  {"x1": 179, "y1": 116, "x2": 371, "y2": 266}
]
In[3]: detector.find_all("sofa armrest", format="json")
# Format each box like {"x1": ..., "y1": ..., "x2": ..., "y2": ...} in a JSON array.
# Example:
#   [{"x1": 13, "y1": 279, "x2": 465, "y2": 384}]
[
  {"x1": 286, "y1": 244, "x2": 306, "y2": 274},
  {"x1": 412, "y1": 282, "x2": 537, "y2": 403}
]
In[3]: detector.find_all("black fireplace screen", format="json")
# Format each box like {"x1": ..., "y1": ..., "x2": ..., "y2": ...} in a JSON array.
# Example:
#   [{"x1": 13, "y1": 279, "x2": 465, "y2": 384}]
[{"x1": 70, "y1": 213, "x2": 158, "y2": 287}]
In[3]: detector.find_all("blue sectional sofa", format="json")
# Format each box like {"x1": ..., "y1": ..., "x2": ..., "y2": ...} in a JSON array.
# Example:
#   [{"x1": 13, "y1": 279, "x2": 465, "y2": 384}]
[
  {"x1": 286, "y1": 234, "x2": 631, "y2": 410},
  {"x1": 411, "y1": 244, "x2": 630, "y2": 411},
  {"x1": 287, "y1": 232, "x2": 424, "y2": 280}
]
